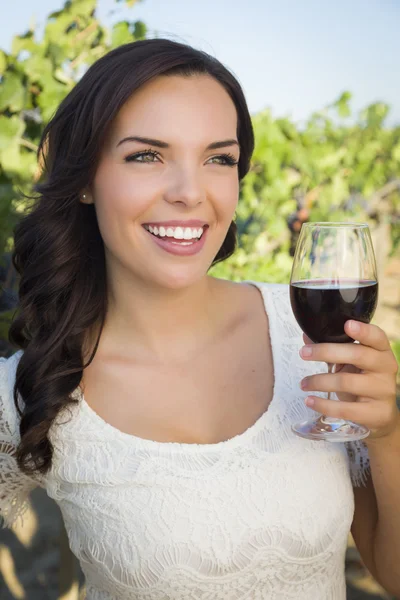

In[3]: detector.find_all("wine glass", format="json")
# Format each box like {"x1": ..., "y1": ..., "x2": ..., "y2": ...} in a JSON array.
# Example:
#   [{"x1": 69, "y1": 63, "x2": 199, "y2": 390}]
[{"x1": 289, "y1": 222, "x2": 379, "y2": 442}]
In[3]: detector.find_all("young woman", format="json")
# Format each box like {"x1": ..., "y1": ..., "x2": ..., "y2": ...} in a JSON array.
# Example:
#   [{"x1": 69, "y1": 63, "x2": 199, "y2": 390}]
[{"x1": 0, "y1": 39, "x2": 399, "y2": 600}]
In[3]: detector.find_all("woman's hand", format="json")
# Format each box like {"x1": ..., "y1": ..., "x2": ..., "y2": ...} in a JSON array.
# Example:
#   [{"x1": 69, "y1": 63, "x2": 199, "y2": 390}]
[{"x1": 299, "y1": 320, "x2": 400, "y2": 441}]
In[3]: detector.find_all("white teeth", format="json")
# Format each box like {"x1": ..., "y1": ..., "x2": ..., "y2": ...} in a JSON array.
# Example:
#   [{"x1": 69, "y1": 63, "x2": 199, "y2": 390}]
[{"x1": 145, "y1": 225, "x2": 204, "y2": 240}]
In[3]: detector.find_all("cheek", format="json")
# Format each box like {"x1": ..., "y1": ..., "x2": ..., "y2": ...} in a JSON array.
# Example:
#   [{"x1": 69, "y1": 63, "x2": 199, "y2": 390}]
[
  {"x1": 214, "y1": 176, "x2": 239, "y2": 218},
  {"x1": 92, "y1": 165, "x2": 156, "y2": 223}
]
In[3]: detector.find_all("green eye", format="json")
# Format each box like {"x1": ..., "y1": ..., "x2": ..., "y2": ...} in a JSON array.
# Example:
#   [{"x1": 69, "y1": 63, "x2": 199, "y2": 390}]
[
  {"x1": 124, "y1": 151, "x2": 238, "y2": 166},
  {"x1": 208, "y1": 154, "x2": 238, "y2": 166},
  {"x1": 125, "y1": 150, "x2": 161, "y2": 163}
]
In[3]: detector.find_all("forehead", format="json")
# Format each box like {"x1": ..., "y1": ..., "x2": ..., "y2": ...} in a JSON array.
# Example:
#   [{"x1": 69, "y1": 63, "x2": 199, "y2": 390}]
[{"x1": 108, "y1": 74, "x2": 238, "y2": 144}]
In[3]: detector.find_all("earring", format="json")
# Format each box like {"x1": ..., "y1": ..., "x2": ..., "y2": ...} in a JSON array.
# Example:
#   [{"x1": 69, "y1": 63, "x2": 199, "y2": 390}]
[{"x1": 82, "y1": 194, "x2": 86, "y2": 200}]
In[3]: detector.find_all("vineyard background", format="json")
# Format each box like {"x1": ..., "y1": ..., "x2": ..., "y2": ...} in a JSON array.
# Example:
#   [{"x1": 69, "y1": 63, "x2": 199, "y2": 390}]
[{"x1": 0, "y1": 0, "x2": 399, "y2": 598}]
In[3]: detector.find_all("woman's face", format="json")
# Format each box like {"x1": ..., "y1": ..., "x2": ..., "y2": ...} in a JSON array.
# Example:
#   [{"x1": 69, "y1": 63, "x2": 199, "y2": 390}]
[{"x1": 83, "y1": 74, "x2": 240, "y2": 290}]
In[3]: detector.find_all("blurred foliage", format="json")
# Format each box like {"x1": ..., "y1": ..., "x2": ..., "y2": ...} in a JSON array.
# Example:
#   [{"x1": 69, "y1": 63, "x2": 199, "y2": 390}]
[
  {"x1": 392, "y1": 340, "x2": 400, "y2": 369},
  {"x1": 210, "y1": 93, "x2": 400, "y2": 283},
  {"x1": 0, "y1": 0, "x2": 399, "y2": 353},
  {"x1": 0, "y1": 0, "x2": 146, "y2": 257},
  {"x1": 392, "y1": 340, "x2": 400, "y2": 400}
]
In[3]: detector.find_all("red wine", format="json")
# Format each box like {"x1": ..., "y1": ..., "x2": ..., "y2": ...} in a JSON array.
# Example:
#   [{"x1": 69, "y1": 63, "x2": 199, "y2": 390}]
[{"x1": 290, "y1": 279, "x2": 378, "y2": 343}]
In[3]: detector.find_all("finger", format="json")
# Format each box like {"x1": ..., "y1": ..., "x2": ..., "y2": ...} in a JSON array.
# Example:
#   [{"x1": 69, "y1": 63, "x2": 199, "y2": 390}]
[
  {"x1": 300, "y1": 343, "x2": 390, "y2": 373},
  {"x1": 345, "y1": 320, "x2": 391, "y2": 352},
  {"x1": 305, "y1": 395, "x2": 373, "y2": 421},
  {"x1": 305, "y1": 395, "x2": 396, "y2": 431},
  {"x1": 301, "y1": 372, "x2": 394, "y2": 399}
]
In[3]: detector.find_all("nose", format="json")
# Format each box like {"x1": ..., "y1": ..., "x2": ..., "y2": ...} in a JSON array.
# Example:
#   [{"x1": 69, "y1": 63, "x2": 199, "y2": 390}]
[{"x1": 163, "y1": 164, "x2": 205, "y2": 208}]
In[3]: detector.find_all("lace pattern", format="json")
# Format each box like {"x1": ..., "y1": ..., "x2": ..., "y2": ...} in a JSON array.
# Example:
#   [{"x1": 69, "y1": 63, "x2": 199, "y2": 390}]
[{"x1": 0, "y1": 355, "x2": 40, "y2": 528}]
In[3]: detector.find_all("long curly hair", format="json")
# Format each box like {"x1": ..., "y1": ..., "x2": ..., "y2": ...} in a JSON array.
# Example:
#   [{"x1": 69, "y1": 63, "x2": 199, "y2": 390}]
[{"x1": 8, "y1": 38, "x2": 255, "y2": 476}]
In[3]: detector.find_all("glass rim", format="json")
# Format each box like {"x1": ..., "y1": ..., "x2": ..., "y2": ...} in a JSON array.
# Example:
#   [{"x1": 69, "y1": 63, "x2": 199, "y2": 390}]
[{"x1": 301, "y1": 222, "x2": 369, "y2": 229}]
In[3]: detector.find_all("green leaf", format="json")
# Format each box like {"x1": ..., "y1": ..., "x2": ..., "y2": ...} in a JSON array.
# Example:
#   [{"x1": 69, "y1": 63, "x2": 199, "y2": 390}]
[
  {"x1": 391, "y1": 340, "x2": 400, "y2": 367},
  {"x1": 47, "y1": 42, "x2": 66, "y2": 66},
  {"x1": 0, "y1": 142, "x2": 19, "y2": 176},
  {"x1": 392, "y1": 143, "x2": 400, "y2": 163},
  {"x1": 133, "y1": 20, "x2": 147, "y2": 39},
  {"x1": 0, "y1": 116, "x2": 25, "y2": 151},
  {"x1": 360, "y1": 102, "x2": 390, "y2": 128},
  {"x1": 36, "y1": 77, "x2": 69, "y2": 122},
  {"x1": 23, "y1": 56, "x2": 53, "y2": 82},
  {"x1": 333, "y1": 91, "x2": 352, "y2": 118},
  {"x1": 71, "y1": 0, "x2": 97, "y2": 17},
  {"x1": 111, "y1": 22, "x2": 134, "y2": 48},
  {"x1": 0, "y1": 51, "x2": 7, "y2": 76},
  {"x1": 0, "y1": 141, "x2": 36, "y2": 179},
  {"x1": 0, "y1": 72, "x2": 25, "y2": 112},
  {"x1": 44, "y1": 12, "x2": 76, "y2": 44},
  {"x1": 11, "y1": 31, "x2": 38, "y2": 56}
]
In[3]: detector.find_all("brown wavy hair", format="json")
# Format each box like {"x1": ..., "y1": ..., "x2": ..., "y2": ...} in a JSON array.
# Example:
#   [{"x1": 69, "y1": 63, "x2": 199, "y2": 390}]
[{"x1": 9, "y1": 38, "x2": 255, "y2": 476}]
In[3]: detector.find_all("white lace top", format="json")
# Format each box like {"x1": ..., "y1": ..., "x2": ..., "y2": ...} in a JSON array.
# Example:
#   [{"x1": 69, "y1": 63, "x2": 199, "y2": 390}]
[{"x1": 0, "y1": 282, "x2": 370, "y2": 600}]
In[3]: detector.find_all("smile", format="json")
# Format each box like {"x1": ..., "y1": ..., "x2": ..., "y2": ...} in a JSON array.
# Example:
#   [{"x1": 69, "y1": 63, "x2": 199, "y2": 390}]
[
  {"x1": 142, "y1": 224, "x2": 209, "y2": 257},
  {"x1": 143, "y1": 224, "x2": 205, "y2": 241}
]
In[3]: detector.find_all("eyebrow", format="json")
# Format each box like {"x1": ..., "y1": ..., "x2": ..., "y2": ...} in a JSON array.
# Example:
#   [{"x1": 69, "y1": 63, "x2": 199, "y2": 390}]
[{"x1": 116, "y1": 135, "x2": 239, "y2": 151}]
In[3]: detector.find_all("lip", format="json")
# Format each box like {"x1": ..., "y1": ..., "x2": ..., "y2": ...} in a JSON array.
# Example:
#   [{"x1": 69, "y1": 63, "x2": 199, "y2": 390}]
[
  {"x1": 143, "y1": 225, "x2": 209, "y2": 257},
  {"x1": 142, "y1": 220, "x2": 208, "y2": 228}
]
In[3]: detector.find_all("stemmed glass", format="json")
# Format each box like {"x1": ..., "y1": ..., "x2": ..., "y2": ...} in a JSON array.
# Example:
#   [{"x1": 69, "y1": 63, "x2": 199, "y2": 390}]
[{"x1": 289, "y1": 222, "x2": 379, "y2": 442}]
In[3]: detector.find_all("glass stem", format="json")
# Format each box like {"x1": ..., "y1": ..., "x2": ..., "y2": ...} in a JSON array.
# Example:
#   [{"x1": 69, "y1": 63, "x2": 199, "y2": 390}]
[
  {"x1": 327, "y1": 362, "x2": 335, "y2": 401},
  {"x1": 320, "y1": 363, "x2": 344, "y2": 426}
]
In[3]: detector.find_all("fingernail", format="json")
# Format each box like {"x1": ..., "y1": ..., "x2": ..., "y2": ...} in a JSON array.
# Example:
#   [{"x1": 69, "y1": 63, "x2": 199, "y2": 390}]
[
  {"x1": 305, "y1": 397, "x2": 315, "y2": 407},
  {"x1": 349, "y1": 321, "x2": 360, "y2": 333},
  {"x1": 300, "y1": 345, "x2": 313, "y2": 357},
  {"x1": 300, "y1": 377, "x2": 309, "y2": 390}
]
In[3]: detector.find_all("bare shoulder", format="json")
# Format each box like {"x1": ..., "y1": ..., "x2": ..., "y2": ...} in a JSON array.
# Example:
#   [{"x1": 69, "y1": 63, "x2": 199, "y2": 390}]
[{"x1": 209, "y1": 277, "x2": 269, "y2": 330}]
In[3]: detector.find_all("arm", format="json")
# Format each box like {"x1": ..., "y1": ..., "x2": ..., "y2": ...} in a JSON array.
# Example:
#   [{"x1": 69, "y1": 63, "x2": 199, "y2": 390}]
[
  {"x1": 299, "y1": 320, "x2": 400, "y2": 596},
  {"x1": 351, "y1": 420, "x2": 400, "y2": 597},
  {"x1": 351, "y1": 419, "x2": 400, "y2": 596}
]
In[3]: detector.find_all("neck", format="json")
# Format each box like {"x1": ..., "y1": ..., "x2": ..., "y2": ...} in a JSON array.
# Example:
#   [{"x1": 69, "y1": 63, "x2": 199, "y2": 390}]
[{"x1": 91, "y1": 273, "x2": 223, "y2": 365}]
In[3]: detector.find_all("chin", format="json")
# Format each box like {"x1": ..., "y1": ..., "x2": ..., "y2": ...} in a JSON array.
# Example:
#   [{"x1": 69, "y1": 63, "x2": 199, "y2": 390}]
[{"x1": 147, "y1": 266, "x2": 208, "y2": 291}]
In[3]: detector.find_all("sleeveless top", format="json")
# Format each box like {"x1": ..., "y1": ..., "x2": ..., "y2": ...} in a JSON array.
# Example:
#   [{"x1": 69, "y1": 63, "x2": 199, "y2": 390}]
[{"x1": 0, "y1": 282, "x2": 370, "y2": 599}]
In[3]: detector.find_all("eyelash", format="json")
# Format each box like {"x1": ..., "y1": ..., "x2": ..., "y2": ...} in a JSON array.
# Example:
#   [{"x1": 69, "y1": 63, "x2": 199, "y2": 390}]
[{"x1": 124, "y1": 149, "x2": 239, "y2": 167}]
